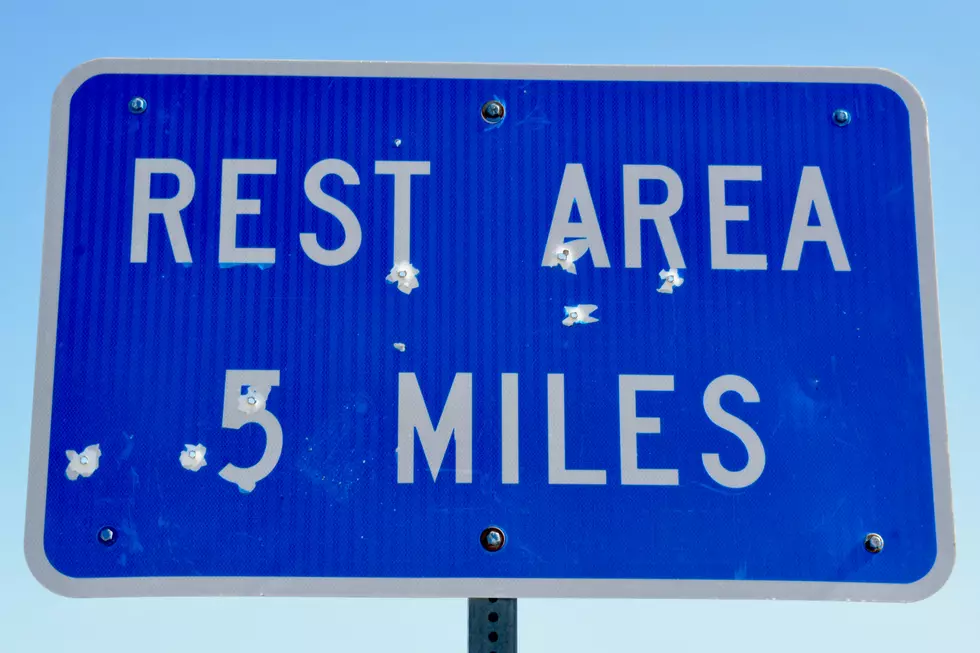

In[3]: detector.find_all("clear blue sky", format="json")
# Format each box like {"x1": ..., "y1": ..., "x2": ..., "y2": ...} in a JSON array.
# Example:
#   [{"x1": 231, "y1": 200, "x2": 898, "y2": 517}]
[{"x1": 1, "y1": 0, "x2": 977, "y2": 650}]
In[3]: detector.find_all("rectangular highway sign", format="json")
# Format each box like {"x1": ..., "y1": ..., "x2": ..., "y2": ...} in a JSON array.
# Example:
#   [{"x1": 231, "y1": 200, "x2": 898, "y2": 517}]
[{"x1": 26, "y1": 60, "x2": 953, "y2": 601}]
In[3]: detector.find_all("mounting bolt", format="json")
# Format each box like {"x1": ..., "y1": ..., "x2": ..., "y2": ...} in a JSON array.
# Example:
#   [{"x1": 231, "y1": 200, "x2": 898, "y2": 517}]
[
  {"x1": 481, "y1": 526, "x2": 505, "y2": 552},
  {"x1": 98, "y1": 526, "x2": 117, "y2": 546},
  {"x1": 864, "y1": 532, "x2": 884, "y2": 554},
  {"x1": 832, "y1": 108, "x2": 851, "y2": 127},
  {"x1": 481, "y1": 100, "x2": 505, "y2": 124},
  {"x1": 128, "y1": 97, "x2": 147, "y2": 114}
]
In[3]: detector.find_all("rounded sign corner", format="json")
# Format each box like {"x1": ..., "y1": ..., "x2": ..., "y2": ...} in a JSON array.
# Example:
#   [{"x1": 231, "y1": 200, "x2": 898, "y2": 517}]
[
  {"x1": 24, "y1": 534, "x2": 88, "y2": 599},
  {"x1": 52, "y1": 58, "x2": 123, "y2": 111},
  {"x1": 901, "y1": 537, "x2": 956, "y2": 603},
  {"x1": 861, "y1": 67, "x2": 929, "y2": 124}
]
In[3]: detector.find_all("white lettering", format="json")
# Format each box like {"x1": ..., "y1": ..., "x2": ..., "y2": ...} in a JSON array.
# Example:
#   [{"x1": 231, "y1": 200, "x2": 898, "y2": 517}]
[
  {"x1": 375, "y1": 161, "x2": 430, "y2": 264},
  {"x1": 702, "y1": 375, "x2": 765, "y2": 488},
  {"x1": 300, "y1": 159, "x2": 362, "y2": 266},
  {"x1": 397, "y1": 372, "x2": 472, "y2": 483},
  {"x1": 623, "y1": 165, "x2": 686, "y2": 269},
  {"x1": 540, "y1": 164, "x2": 611, "y2": 269},
  {"x1": 218, "y1": 370, "x2": 283, "y2": 493},
  {"x1": 708, "y1": 165, "x2": 766, "y2": 270},
  {"x1": 619, "y1": 374, "x2": 679, "y2": 485},
  {"x1": 130, "y1": 158, "x2": 195, "y2": 263},
  {"x1": 782, "y1": 166, "x2": 851, "y2": 271},
  {"x1": 547, "y1": 373, "x2": 607, "y2": 485},
  {"x1": 219, "y1": 159, "x2": 277, "y2": 264},
  {"x1": 501, "y1": 373, "x2": 519, "y2": 484}
]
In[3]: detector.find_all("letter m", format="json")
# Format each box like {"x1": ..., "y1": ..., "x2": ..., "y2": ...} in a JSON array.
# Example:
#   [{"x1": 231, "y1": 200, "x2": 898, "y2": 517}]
[{"x1": 397, "y1": 373, "x2": 472, "y2": 483}]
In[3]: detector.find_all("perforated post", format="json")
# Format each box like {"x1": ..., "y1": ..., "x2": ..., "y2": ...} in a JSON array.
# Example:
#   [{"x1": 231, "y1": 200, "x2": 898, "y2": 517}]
[{"x1": 468, "y1": 598, "x2": 516, "y2": 653}]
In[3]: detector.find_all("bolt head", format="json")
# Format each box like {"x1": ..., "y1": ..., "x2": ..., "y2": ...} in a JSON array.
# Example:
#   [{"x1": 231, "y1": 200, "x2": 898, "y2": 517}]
[
  {"x1": 98, "y1": 526, "x2": 117, "y2": 546},
  {"x1": 481, "y1": 100, "x2": 505, "y2": 124},
  {"x1": 128, "y1": 97, "x2": 147, "y2": 114},
  {"x1": 864, "y1": 532, "x2": 884, "y2": 554},
  {"x1": 832, "y1": 108, "x2": 851, "y2": 126},
  {"x1": 481, "y1": 526, "x2": 505, "y2": 552}
]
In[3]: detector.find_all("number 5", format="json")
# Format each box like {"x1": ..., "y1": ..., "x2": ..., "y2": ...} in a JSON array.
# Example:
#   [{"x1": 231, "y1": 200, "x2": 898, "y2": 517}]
[{"x1": 219, "y1": 370, "x2": 283, "y2": 492}]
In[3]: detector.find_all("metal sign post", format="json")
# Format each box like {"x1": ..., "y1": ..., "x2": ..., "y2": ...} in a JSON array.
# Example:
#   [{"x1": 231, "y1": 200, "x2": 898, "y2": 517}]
[{"x1": 469, "y1": 598, "x2": 517, "y2": 653}]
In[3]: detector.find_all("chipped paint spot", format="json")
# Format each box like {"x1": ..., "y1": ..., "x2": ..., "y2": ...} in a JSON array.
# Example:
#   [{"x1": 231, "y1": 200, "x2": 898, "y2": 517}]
[
  {"x1": 386, "y1": 261, "x2": 420, "y2": 294},
  {"x1": 179, "y1": 443, "x2": 208, "y2": 471},
  {"x1": 547, "y1": 239, "x2": 588, "y2": 274},
  {"x1": 657, "y1": 268, "x2": 684, "y2": 294},
  {"x1": 563, "y1": 304, "x2": 599, "y2": 326},
  {"x1": 65, "y1": 444, "x2": 101, "y2": 480},
  {"x1": 237, "y1": 387, "x2": 266, "y2": 414},
  {"x1": 393, "y1": 342, "x2": 407, "y2": 352}
]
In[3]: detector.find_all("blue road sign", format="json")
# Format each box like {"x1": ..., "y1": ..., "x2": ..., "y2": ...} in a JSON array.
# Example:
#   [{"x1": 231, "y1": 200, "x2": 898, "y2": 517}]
[{"x1": 26, "y1": 60, "x2": 953, "y2": 601}]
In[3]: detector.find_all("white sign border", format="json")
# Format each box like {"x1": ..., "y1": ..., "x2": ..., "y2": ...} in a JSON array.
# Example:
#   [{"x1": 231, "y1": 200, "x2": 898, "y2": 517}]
[{"x1": 25, "y1": 58, "x2": 954, "y2": 601}]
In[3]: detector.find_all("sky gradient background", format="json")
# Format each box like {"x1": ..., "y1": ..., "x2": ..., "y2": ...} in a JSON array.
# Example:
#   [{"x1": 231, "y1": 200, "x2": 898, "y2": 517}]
[{"x1": 1, "y1": 1, "x2": 977, "y2": 650}]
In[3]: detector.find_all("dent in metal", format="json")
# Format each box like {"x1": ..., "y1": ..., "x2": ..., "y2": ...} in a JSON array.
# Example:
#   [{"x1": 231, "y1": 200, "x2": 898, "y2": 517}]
[
  {"x1": 386, "y1": 261, "x2": 420, "y2": 294},
  {"x1": 562, "y1": 304, "x2": 598, "y2": 326},
  {"x1": 237, "y1": 388, "x2": 266, "y2": 414},
  {"x1": 179, "y1": 444, "x2": 208, "y2": 471},
  {"x1": 65, "y1": 444, "x2": 101, "y2": 480},
  {"x1": 547, "y1": 239, "x2": 588, "y2": 274},
  {"x1": 657, "y1": 268, "x2": 684, "y2": 294}
]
